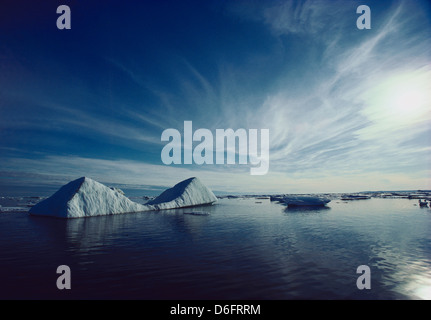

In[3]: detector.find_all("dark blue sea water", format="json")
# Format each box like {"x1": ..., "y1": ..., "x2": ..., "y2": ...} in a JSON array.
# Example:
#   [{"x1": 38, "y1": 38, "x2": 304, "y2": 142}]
[{"x1": 0, "y1": 197, "x2": 430, "y2": 300}]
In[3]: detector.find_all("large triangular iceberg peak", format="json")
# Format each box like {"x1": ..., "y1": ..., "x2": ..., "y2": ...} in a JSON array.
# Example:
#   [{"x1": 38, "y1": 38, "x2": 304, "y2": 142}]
[
  {"x1": 29, "y1": 177, "x2": 151, "y2": 218},
  {"x1": 146, "y1": 177, "x2": 217, "y2": 210}
]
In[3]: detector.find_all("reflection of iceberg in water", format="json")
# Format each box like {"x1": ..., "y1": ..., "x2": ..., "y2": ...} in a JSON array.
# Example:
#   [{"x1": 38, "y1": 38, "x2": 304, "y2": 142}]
[
  {"x1": 184, "y1": 211, "x2": 210, "y2": 216},
  {"x1": 158, "y1": 205, "x2": 217, "y2": 238},
  {"x1": 30, "y1": 197, "x2": 217, "y2": 253},
  {"x1": 64, "y1": 205, "x2": 217, "y2": 252},
  {"x1": 30, "y1": 213, "x2": 145, "y2": 254},
  {"x1": 284, "y1": 205, "x2": 331, "y2": 213},
  {"x1": 64, "y1": 214, "x2": 133, "y2": 248}
]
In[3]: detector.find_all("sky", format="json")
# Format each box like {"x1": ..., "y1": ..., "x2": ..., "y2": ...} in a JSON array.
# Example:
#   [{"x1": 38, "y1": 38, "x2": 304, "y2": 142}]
[{"x1": 0, "y1": 0, "x2": 430, "y2": 196}]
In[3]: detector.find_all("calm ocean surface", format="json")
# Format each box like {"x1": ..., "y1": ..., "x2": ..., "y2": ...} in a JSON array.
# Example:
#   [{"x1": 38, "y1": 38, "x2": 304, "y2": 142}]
[{"x1": 0, "y1": 197, "x2": 430, "y2": 300}]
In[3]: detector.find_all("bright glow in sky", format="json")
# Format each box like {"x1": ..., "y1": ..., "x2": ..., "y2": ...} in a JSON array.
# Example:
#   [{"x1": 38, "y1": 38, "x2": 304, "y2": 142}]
[
  {"x1": 364, "y1": 68, "x2": 431, "y2": 126},
  {"x1": 0, "y1": 0, "x2": 430, "y2": 195}
]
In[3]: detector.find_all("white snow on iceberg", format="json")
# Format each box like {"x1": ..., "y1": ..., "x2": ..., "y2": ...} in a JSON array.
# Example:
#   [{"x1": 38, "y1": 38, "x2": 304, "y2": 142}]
[
  {"x1": 28, "y1": 176, "x2": 217, "y2": 218},
  {"x1": 146, "y1": 177, "x2": 217, "y2": 210},
  {"x1": 29, "y1": 177, "x2": 152, "y2": 218},
  {"x1": 282, "y1": 196, "x2": 331, "y2": 207}
]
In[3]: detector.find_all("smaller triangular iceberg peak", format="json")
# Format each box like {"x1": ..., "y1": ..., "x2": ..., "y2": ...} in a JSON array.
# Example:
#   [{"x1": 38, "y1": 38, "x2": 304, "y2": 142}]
[
  {"x1": 146, "y1": 177, "x2": 217, "y2": 210},
  {"x1": 29, "y1": 177, "x2": 152, "y2": 218}
]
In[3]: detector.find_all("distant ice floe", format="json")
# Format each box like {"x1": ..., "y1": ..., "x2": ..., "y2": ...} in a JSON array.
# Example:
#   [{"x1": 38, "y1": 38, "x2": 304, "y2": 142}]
[
  {"x1": 340, "y1": 194, "x2": 371, "y2": 200},
  {"x1": 0, "y1": 206, "x2": 29, "y2": 213},
  {"x1": 267, "y1": 194, "x2": 331, "y2": 207},
  {"x1": 418, "y1": 199, "x2": 429, "y2": 207},
  {"x1": 29, "y1": 176, "x2": 217, "y2": 219},
  {"x1": 0, "y1": 197, "x2": 42, "y2": 213},
  {"x1": 282, "y1": 196, "x2": 331, "y2": 207}
]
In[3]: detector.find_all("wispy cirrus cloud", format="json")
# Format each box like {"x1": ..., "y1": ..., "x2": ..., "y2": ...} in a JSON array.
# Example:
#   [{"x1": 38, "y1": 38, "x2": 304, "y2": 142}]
[
  {"x1": 261, "y1": 0, "x2": 352, "y2": 36},
  {"x1": 0, "y1": 99, "x2": 162, "y2": 146},
  {"x1": 227, "y1": 0, "x2": 431, "y2": 182},
  {"x1": 1, "y1": 0, "x2": 430, "y2": 194}
]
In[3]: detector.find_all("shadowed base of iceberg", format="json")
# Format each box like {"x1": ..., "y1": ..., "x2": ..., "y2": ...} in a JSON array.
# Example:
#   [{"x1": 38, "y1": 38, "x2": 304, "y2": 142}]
[{"x1": 29, "y1": 176, "x2": 217, "y2": 219}]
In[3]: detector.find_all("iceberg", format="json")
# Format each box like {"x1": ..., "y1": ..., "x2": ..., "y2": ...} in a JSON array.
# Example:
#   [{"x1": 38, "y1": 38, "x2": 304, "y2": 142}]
[
  {"x1": 146, "y1": 177, "x2": 217, "y2": 210},
  {"x1": 282, "y1": 196, "x2": 331, "y2": 207},
  {"x1": 340, "y1": 194, "x2": 371, "y2": 200},
  {"x1": 28, "y1": 176, "x2": 217, "y2": 218},
  {"x1": 270, "y1": 195, "x2": 285, "y2": 202},
  {"x1": 29, "y1": 177, "x2": 152, "y2": 218}
]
